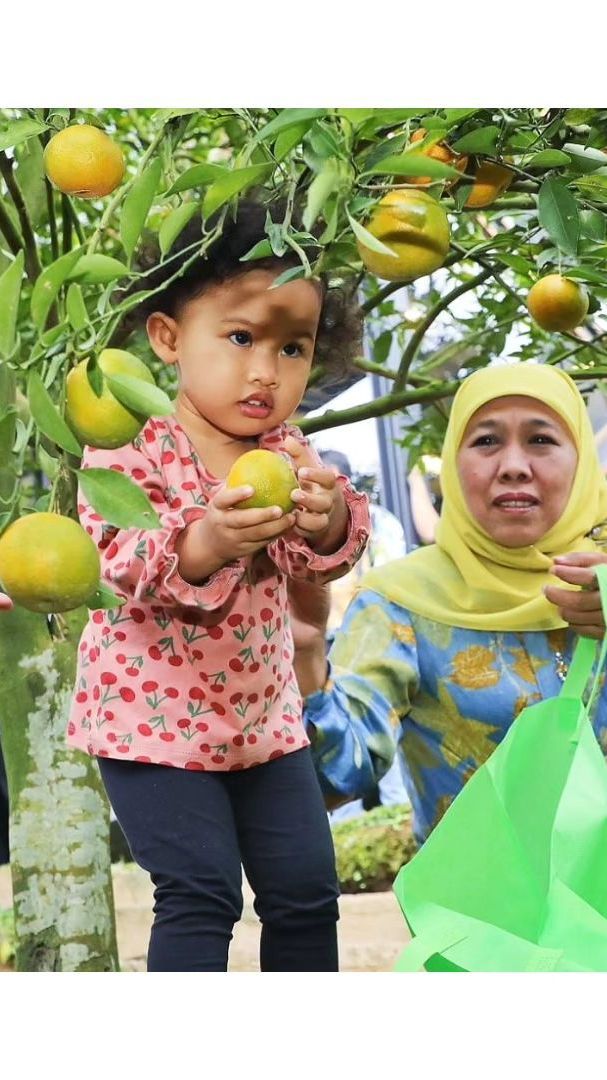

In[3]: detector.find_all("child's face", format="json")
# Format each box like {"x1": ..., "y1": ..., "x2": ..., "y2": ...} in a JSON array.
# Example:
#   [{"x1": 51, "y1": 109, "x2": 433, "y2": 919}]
[{"x1": 148, "y1": 269, "x2": 323, "y2": 441}]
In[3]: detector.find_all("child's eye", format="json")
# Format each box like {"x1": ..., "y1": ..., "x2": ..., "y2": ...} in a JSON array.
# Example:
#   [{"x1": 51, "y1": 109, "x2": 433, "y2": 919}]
[
  {"x1": 282, "y1": 342, "x2": 303, "y2": 358},
  {"x1": 531, "y1": 435, "x2": 557, "y2": 445},
  {"x1": 229, "y1": 331, "x2": 252, "y2": 347},
  {"x1": 471, "y1": 434, "x2": 497, "y2": 447}
]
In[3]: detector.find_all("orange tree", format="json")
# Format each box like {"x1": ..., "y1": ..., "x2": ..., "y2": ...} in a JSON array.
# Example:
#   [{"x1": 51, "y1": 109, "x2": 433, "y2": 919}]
[{"x1": 2, "y1": 106, "x2": 607, "y2": 968}]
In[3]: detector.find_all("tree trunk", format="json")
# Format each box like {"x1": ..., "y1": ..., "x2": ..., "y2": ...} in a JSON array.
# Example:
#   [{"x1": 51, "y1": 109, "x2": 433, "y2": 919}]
[{"x1": 0, "y1": 606, "x2": 119, "y2": 971}]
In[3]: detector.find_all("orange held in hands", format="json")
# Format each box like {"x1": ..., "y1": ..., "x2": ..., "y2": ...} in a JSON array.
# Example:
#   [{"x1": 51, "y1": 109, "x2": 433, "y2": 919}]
[
  {"x1": 43, "y1": 123, "x2": 125, "y2": 198},
  {"x1": 226, "y1": 449, "x2": 297, "y2": 513},
  {"x1": 66, "y1": 348, "x2": 156, "y2": 449},
  {"x1": 357, "y1": 189, "x2": 450, "y2": 282},
  {"x1": 527, "y1": 274, "x2": 589, "y2": 332},
  {"x1": 0, "y1": 512, "x2": 100, "y2": 614}
]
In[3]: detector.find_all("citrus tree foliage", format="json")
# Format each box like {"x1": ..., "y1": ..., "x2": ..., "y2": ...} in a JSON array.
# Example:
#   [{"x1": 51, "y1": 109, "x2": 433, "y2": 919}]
[{"x1": 2, "y1": 106, "x2": 607, "y2": 535}]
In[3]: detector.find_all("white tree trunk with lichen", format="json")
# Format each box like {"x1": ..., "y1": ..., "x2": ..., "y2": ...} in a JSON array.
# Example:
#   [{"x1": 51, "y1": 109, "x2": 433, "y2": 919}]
[{"x1": 0, "y1": 606, "x2": 119, "y2": 971}]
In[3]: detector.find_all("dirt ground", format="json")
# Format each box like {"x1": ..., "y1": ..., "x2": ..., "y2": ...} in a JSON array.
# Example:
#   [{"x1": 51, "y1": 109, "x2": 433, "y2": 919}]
[{"x1": 0, "y1": 862, "x2": 411, "y2": 972}]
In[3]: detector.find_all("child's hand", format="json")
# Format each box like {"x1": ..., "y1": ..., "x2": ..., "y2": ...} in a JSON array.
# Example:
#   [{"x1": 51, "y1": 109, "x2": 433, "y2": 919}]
[
  {"x1": 200, "y1": 484, "x2": 297, "y2": 565},
  {"x1": 283, "y1": 436, "x2": 349, "y2": 553}
]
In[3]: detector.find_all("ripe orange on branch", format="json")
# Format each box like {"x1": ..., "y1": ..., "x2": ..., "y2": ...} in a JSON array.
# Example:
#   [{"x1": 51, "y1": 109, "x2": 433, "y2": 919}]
[
  {"x1": 357, "y1": 189, "x2": 450, "y2": 282},
  {"x1": 43, "y1": 123, "x2": 125, "y2": 199},
  {"x1": 66, "y1": 349, "x2": 156, "y2": 450},
  {"x1": 0, "y1": 512, "x2": 100, "y2": 614},
  {"x1": 464, "y1": 160, "x2": 514, "y2": 209},
  {"x1": 401, "y1": 128, "x2": 468, "y2": 188},
  {"x1": 527, "y1": 274, "x2": 589, "y2": 332}
]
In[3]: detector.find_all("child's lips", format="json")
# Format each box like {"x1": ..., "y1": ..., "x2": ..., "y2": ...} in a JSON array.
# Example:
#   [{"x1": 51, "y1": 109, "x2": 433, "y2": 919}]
[{"x1": 239, "y1": 397, "x2": 273, "y2": 418}]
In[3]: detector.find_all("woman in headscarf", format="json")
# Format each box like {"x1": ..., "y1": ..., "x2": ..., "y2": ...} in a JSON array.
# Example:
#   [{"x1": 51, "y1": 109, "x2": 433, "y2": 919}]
[{"x1": 291, "y1": 363, "x2": 607, "y2": 845}]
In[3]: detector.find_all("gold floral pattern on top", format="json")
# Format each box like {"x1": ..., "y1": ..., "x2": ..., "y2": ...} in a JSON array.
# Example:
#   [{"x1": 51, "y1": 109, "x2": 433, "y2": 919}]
[
  {"x1": 546, "y1": 627, "x2": 569, "y2": 657},
  {"x1": 514, "y1": 692, "x2": 542, "y2": 717},
  {"x1": 508, "y1": 646, "x2": 545, "y2": 685},
  {"x1": 393, "y1": 623, "x2": 416, "y2": 646},
  {"x1": 448, "y1": 645, "x2": 500, "y2": 690},
  {"x1": 413, "y1": 683, "x2": 500, "y2": 768}
]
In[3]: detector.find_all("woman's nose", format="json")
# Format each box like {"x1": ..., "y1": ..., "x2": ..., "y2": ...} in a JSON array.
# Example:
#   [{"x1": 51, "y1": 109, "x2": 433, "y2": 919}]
[{"x1": 497, "y1": 444, "x2": 532, "y2": 479}]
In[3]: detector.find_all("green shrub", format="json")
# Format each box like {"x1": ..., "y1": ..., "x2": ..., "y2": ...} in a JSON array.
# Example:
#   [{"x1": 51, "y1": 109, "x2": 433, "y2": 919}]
[
  {"x1": 0, "y1": 907, "x2": 15, "y2": 968},
  {"x1": 331, "y1": 803, "x2": 417, "y2": 893}
]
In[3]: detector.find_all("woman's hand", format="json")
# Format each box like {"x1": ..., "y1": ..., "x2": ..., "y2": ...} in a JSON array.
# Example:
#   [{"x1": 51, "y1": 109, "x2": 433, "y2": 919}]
[
  {"x1": 0, "y1": 592, "x2": 13, "y2": 611},
  {"x1": 544, "y1": 551, "x2": 607, "y2": 639},
  {"x1": 283, "y1": 436, "x2": 349, "y2": 553}
]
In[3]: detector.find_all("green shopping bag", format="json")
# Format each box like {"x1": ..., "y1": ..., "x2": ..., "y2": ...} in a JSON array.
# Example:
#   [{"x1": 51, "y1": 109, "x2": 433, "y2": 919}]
[{"x1": 393, "y1": 563, "x2": 607, "y2": 972}]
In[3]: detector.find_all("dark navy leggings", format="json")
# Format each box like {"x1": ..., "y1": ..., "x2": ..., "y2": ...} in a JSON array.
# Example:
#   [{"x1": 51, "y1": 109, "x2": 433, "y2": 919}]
[{"x1": 98, "y1": 747, "x2": 340, "y2": 972}]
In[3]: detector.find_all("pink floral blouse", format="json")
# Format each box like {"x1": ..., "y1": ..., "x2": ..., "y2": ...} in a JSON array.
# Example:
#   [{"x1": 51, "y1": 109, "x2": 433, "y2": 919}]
[{"x1": 67, "y1": 417, "x2": 370, "y2": 772}]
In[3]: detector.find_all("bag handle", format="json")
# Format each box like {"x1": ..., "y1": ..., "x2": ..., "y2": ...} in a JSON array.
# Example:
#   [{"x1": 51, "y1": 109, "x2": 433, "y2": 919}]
[{"x1": 560, "y1": 563, "x2": 607, "y2": 709}]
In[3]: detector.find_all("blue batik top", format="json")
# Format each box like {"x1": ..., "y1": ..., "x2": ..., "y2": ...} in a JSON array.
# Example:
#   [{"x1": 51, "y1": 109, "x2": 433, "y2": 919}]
[{"x1": 304, "y1": 588, "x2": 607, "y2": 845}]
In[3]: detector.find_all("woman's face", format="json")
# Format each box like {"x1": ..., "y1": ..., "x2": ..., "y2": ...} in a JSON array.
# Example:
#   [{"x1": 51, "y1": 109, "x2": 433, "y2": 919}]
[{"x1": 456, "y1": 396, "x2": 578, "y2": 547}]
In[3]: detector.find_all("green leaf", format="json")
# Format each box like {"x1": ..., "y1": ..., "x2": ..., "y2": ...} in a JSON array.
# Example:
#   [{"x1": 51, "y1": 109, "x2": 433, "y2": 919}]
[
  {"x1": 580, "y1": 209, "x2": 607, "y2": 242},
  {"x1": 164, "y1": 163, "x2": 227, "y2": 197},
  {"x1": 202, "y1": 164, "x2": 274, "y2": 218},
  {"x1": 303, "y1": 160, "x2": 340, "y2": 232},
  {"x1": 76, "y1": 467, "x2": 161, "y2": 530},
  {"x1": 373, "y1": 330, "x2": 393, "y2": 365},
  {"x1": 274, "y1": 123, "x2": 310, "y2": 162},
  {"x1": 240, "y1": 238, "x2": 274, "y2": 262},
  {"x1": 0, "y1": 252, "x2": 24, "y2": 360},
  {"x1": 254, "y1": 109, "x2": 328, "y2": 143},
  {"x1": 65, "y1": 283, "x2": 89, "y2": 331},
  {"x1": 120, "y1": 158, "x2": 163, "y2": 262},
  {"x1": 30, "y1": 247, "x2": 83, "y2": 332},
  {"x1": 0, "y1": 409, "x2": 17, "y2": 466},
  {"x1": 86, "y1": 582, "x2": 127, "y2": 610},
  {"x1": 15, "y1": 138, "x2": 47, "y2": 227},
  {"x1": 496, "y1": 252, "x2": 536, "y2": 275},
  {"x1": 306, "y1": 122, "x2": 342, "y2": 162},
  {"x1": 0, "y1": 118, "x2": 48, "y2": 152},
  {"x1": 68, "y1": 254, "x2": 130, "y2": 285},
  {"x1": 104, "y1": 374, "x2": 174, "y2": 418},
  {"x1": 451, "y1": 126, "x2": 500, "y2": 155},
  {"x1": 346, "y1": 209, "x2": 398, "y2": 259},
  {"x1": 561, "y1": 265, "x2": 607, "y2": 286},
  {"x1": 159, "y1": 202, "x2": 198, "y2": 256},
  {"x1": 538, "y1": 177, "x2": 580, "y2": 255},
  {"x1": 562, "y1": 143, "x2": 607, "y2": 174},
  {"x1": 362, "y1": 152, "x2": 463, "y2": 180},
  {"x1": 572, "y1": 173, "x2": 607, "y2": 203},
  {"x1": 565, "y1": 109, "x2": 596, "y2": 126},
  {"x1": 442, "y1": 108, "x2": 480, "y2": 128},
  {"x1": 27, "y1": 371, "x2": 83, "y2": 456},
  {"x1": 268, "y1": 266, "x2": 307, "y2": 290},
  {"x1": 526, "y1": 150, "x2": 572, "y2": 168}
]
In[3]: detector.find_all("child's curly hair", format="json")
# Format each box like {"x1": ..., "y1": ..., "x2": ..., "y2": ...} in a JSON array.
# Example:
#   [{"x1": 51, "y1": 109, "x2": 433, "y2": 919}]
[{"x1": 127, "y1": 196, "x2": 363, "y2": 374}]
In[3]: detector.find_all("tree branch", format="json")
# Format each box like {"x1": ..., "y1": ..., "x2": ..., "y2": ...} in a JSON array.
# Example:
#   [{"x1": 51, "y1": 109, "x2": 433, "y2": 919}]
[
  {"x1": 0, "y1": 151, "x2": 42, "y2": 282},
  {"x1": 298, "y1": 380, "x2": 461, "y2": 436},
  {"x1": 0, "y1": 199, "x2": 23, "y2": 259},
  {"x1": 393, "y1": 267, "x2": 494, "y2": 394}
]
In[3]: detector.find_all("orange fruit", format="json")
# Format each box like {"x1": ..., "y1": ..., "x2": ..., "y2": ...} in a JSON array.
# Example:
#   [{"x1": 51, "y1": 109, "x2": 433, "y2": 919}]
[
  {"x1": 66, "y1": 349, "x2": 155, "y2": 450},
  {"x1": 402, "y1": 128, "x2": 468, "y2": 187},
  {"x1": 0, "y1": 512, "x2": 100, "y2": 613},
  {"x1": 226, "y1": 450, "x2": 297, "y2": 513},
  {"x1": 527, "y1": 274, "x2": 589, "y2": 332},
  {"x1": 43, "y1": 124, "x2": 125, "y2": 199},
  {"x1": 464, "y1": 160, "x2": 514, "y2": 209},
  {"x1": 357, "y1": 189, "x2": 450, "y2": 282}
]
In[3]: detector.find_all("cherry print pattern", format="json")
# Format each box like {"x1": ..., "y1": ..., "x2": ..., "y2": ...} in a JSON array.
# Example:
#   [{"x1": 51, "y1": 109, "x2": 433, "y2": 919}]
[{"x1": 67, "y1": 416, "x2": 370, "y2": 771}]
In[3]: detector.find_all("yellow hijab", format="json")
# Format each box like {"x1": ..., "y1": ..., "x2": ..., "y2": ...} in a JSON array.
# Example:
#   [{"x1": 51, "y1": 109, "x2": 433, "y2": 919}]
[{"x1": 364, "y1": 363, "x2": 607, "y2": 631}]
